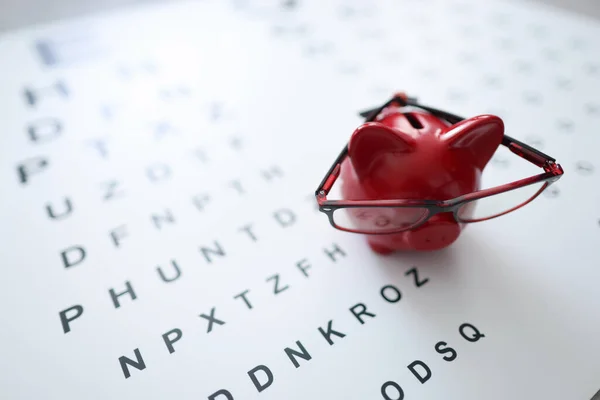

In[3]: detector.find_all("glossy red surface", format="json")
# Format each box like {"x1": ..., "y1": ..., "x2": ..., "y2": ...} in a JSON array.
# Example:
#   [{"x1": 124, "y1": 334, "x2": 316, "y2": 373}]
[{"x1": 339, "y1": 105, "x2": 504, "y2": 252}]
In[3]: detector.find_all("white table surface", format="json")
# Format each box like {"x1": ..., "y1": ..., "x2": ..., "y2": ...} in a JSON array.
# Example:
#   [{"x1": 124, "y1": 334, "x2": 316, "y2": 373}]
[{"x1": 1, "y1": 0, "x2": 599, "y2": 399}]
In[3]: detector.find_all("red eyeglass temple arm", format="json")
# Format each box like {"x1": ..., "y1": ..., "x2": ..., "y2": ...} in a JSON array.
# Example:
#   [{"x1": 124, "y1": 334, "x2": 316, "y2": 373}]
[
  {"x1": 501, "y1": 136, "x2": 555, "y2": 167},
  {"x1": 316, "y1": 145, "x2": 347, "y2": 197}
]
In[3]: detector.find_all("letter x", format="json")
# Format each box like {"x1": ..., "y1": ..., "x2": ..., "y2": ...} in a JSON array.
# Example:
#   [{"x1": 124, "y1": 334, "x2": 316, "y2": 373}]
[{"x1": 199, "y1": 307, "x2": 225, "y2": 333}]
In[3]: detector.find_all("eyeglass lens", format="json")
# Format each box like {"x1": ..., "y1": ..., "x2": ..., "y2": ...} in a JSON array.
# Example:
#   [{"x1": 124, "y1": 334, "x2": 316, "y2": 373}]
[{"x1": 456, "y1": 181, "x2": 548, "y2": 222}]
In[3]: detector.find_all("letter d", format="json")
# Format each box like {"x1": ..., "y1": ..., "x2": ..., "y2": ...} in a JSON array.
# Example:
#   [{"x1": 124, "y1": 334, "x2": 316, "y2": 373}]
[
  {"x1": 61, "y1": 246, "x2": 86, "y2": 268},
  {"x1": 407, "y1": 360, "x2": 431, "y2": 384},
  {"x1": 248, "y1": 364, "x2": 274, "y2": 392}
]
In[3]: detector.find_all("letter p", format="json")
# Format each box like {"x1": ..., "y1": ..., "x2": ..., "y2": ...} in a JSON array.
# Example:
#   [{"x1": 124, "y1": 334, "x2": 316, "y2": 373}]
[
  {"x1": 59, "y1": 305, "x2": 84, "y2": 333},
  {"x1": 17, "y1": 156, "x2": 49, "y2": 185}
]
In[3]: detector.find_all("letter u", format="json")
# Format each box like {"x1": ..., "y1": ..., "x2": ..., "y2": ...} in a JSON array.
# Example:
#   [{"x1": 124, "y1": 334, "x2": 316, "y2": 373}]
[
  {"x1": 46, "y1": 197, "x2": 73, "y2": 220},
  {"x1": 157, "y1": 260, "x2": 182, "y2": 283}
]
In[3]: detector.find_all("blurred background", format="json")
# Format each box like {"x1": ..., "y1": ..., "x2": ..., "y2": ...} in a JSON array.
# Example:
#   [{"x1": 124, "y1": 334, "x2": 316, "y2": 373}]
[{"x1": 1, "y1": 0, "x2": 600, "y2": 32}]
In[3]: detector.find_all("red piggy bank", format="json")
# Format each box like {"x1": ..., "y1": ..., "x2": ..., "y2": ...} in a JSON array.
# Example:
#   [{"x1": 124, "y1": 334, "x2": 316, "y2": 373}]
[{"x1": 337, "y1": 98, "x2": 504, "y2": 253}]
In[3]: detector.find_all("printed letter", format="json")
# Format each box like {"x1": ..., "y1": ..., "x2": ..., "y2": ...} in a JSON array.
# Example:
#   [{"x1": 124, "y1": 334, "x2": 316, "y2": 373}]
[
  {"x1": 318, "y1": 320, "x2": 346, "y2": 345},
  {"x1": 273, "y1": 209, "x2": 296, "y2": 228},
  {"x1": 296, "y1": 259, "x2": 311, "y2": 278},
  {"x1": 324, "y1": 243, "x2": 346, "y2": 262},
  {"x1": 153, "y1": 121, "x2": 178, "y2": 139},
  {"x1": 380, "y1": 285, "x2": 402, "y2": 303},
  {"x1": 435, "y1": 341, "x2": 457, "y2": 362},
  {"x1": 261, "y1": 165, "x2": 283, "y2": 181},
  {"x1": 248, "y1": 365, "x2": 274, "y2": 393},
  {"x1": 233, "y1": 290, "x2": 253, "y2": 310},
  {"x1": 459, "y1": 323, "x2": 485, "y2": 342},
  {"x1": 46, "y1": 197, "x2": 73, "y2": 220},
  {"x1": 102, "y1": 180, "x2": 124, "y2": 201},
  {"x1": 192, "y1": 193, "x2": 210, "y2": 212},
  {"x1": 238, "y1": 224, "x2": 257, "y2": 242},
  {"x1": 109, "y1": 281, "x2": 137, "y2": 309},
  {"x1": 229, "y1": 180, "x2": 245, "y2": 195},
  {"x1": 147, "y1": 163, "x2": 172, "y2": 183},
  {"x1": 17, "y1": 157, "x2": 48, "y2": 185},
  {"x1": 407, "y1": 360, "x2": 431, "y2": 384},
  {"x1": 61, "y1": 246, "x2": 85, "y2": 269},
  {"x1": 405, "y1": 267, "x2": 429, "y2": 288},
  {"x1": 162, "y1": 328, "x2": 183, "y2": 354},
  {"x1": 59, "y1": 305, "x2": 83, "y2": 334},
  {"x1": 152, "y1": 209, "x2": 175, "y2": 230},
  {"x1": 24, "y1": 80, "x2": 68, "y2": 107},
  {"x1": 87, "y1": 139, "x2": 109, "y2": 159},
  {"x1": 350, "y1": 303, "x2": 376, "y2": 324},
  {"x1": 28, "y1": 118, "x2": 62, "y2": 143},
  {"x1": 119, "y1": 348, "x2": 146, "y2": 379},
  {"x1": 200, "y1": 241, "x2": 225, "y2": 263},
  {"x1": 381, "y1": 381, "x2": 404, "y2": 400},
  {"x1": 266, "y1": 274, "x2": 289, "y2": 295},
  {"x1": 110, "y1": 225, "x2": 128, "y2": 248},
  {"x1": 284, "y1": 341, "x2": 311, "y2": 368},
  {"x1": 199, "y1": 307, "x2": 225, "y2": 333},
  {"x1": 157, "y1": 260, "x2": 182, "y2": 283}
]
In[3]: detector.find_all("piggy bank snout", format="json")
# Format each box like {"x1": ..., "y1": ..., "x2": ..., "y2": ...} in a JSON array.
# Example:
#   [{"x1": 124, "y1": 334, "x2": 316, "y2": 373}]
[{"x1": 406, "y1": 214, "x2": 460, "y2": 251}]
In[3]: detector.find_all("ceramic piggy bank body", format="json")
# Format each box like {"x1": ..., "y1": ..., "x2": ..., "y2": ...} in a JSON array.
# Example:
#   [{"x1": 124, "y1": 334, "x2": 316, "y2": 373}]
[{"x1": 339, "y1": 105, "x2": 504, "y2": 253}]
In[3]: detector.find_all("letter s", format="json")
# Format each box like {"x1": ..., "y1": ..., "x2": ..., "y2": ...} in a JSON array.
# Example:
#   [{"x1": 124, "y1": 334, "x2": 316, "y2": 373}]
[{"x1": 435, "y1": 341, "x2": 457, "y2": 362}]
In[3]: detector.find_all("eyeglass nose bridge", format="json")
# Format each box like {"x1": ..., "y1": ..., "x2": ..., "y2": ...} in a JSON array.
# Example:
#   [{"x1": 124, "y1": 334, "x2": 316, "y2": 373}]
[
  {"x1": 434, "y1": 198, "x2": 487, "y2": 225},
  {"x1": 418, "y1": 202, "x2": 464, "y2": 225}
]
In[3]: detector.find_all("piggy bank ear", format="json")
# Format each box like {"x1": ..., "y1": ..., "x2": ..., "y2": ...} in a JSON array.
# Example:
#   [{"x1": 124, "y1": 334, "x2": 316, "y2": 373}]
[
  {"x1": 442, "y1": 115, "x2": 504, "y2": 170},
  {"x1": 348, "y1": 122, "x2": 416, "y2": 179}
]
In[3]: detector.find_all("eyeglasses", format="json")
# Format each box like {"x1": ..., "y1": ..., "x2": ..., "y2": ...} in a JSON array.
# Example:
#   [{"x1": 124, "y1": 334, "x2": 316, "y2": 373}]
[{"x1": 315, "y1": 94, "x2": 564, "y2": 235}]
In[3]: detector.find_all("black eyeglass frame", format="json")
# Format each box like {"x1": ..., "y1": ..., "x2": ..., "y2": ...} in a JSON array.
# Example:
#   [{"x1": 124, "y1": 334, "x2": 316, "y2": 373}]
[{"x1": 314, "y1": 94, "x2": 564, "y2": 234}]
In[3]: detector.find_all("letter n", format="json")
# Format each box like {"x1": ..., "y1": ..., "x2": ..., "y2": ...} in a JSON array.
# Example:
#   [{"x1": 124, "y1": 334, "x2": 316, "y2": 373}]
[
  {"x1": 119, "y1": 348, "x2": 146, "y2": 379},
  {"x1": 284, "y1": 341, "x2": 311, "y2": 368}
]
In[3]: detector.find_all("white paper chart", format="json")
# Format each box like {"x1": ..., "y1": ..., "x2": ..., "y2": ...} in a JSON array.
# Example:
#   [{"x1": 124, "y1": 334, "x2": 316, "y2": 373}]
[{"x1": 1, "y1": 0, "x2": 599, "y2": 399}]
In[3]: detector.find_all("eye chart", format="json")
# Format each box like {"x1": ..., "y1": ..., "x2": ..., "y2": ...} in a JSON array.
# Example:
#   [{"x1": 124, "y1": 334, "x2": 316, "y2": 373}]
[{"x1": 1, "y1": 0, "x2": 600, "y2": 399}]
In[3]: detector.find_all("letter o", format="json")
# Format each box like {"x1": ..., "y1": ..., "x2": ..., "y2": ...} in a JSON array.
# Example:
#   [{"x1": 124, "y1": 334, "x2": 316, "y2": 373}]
[
  {"x1": 380, "y1": 285, "x2": 402, "y2": 303},
  {"x1": 381, "y1": 381, "x2": 404, "y2": 400}
]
